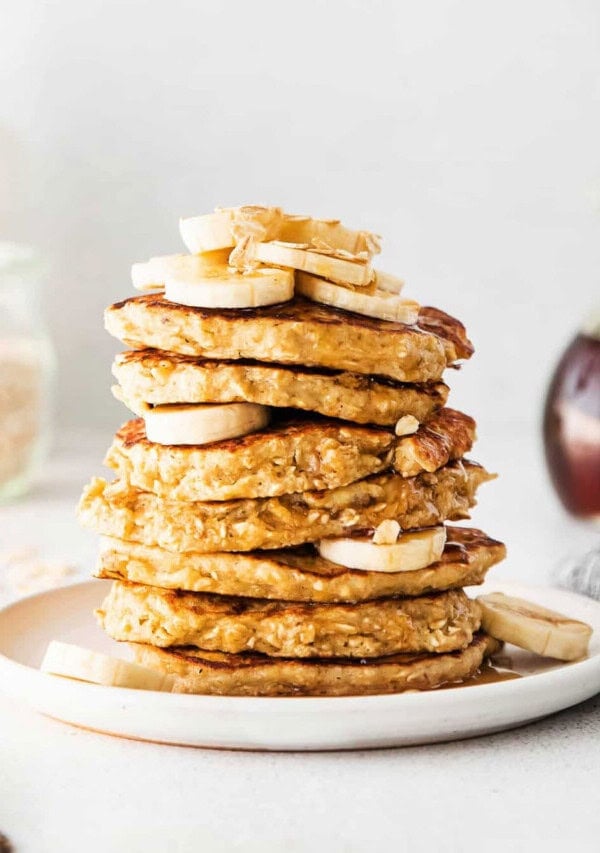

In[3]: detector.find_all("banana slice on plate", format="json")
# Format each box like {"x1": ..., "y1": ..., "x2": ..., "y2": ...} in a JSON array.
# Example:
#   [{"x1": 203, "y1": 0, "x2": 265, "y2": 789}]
[
  {"x1": 478, "y1": 592, "x2": 593, "y2": 661},
  {"x1": 131, "y1": 251, "x2": 230, "y2": 292},
  {"x1": 41, "y1": 641, "x2": 173, "y2": 691},
  {"x1": 145, "y1": 402, "x2": 270, "y2": 446},
  {"x1": 254, "y1": 243, "x2": 373, "y2": 287},
  {"x1": 296, "y1": 272, "x2": 420, "y2": 323},
  {"x1": 317, "y1": 526, "x2": 447, "y2": 573}
]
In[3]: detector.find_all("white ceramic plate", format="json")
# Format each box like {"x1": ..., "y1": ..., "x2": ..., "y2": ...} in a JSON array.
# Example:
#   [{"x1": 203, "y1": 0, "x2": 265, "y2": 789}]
[{"x1": 0, "y1": 579, "x2": 599, "y2": 751}]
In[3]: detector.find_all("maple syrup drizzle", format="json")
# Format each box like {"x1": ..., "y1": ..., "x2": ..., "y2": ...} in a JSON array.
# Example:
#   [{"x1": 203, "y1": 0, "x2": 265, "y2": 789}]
[{"x1": 441, "y1": 661, "x2": 522, "y2": 690}]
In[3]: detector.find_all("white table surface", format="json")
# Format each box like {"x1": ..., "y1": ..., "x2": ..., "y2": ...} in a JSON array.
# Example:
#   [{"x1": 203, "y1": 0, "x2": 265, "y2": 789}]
[{"x1": 1, "y1": 427, "x2": 599, "y2": 853}]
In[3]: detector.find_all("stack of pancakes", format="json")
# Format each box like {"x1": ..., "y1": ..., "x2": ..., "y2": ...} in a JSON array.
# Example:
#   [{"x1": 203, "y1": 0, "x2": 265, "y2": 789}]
[{"x1": 78, "y1": 208, "x2": 505, "y2": 696}]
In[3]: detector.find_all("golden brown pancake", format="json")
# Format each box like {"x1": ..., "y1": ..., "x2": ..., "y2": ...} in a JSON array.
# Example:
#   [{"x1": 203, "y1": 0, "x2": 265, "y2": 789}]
[
  {"x1": 112, "y1": 348, "x2": 449, "y2": 426},
  {"x1": 104, "y1": 296, "x2": 473, "y2": 383},
  {"x1": 95, "y1": 526, "x2": 506, "y2": 603},
  {"x1": 78, "y1": 460, "x2": 493, "y2": 553},
  {"x1": 97, "y1": 582, "x2": 481, "y2": 658},
  {"x1": 104, "y1": 409, "x2": 476, "y2": 501},
  {"x1": 105, "y1": 416, "x2": 396, "y2": 500},
  {"x1": 132, "y1": 632, "x2": 501, "y2": 696}
]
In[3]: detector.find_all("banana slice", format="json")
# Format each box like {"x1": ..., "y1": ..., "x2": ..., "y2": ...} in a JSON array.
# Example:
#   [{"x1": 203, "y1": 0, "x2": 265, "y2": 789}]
[
  {"x1": 144, "y1": 402, "x2": 270, "y2": 446},
  {"x1": 131, "y1": 251, "x2": 230, "y2": 292},
  {"x1": 180, "y1": 206, "x2": 284, "y2": 254},
  {"x1": 179, "y1": 207, "x2": 380, "y2": 259},
  {"x1": 254, "y1": 243, "x2": 373, "y2": 287},
  {"x1": 277, "y1": 216, "x2": 380, "y2": 257},
  {"x1": 296, "y1": 272, "x2": 420, "y2": 323},
  {"x1": 131, "y1": 253, "x2": 181, "y2": 291},
  {"x1": 179, "y1": 211, "x2": 237, "y2": 253},
  {"x1": 317, "y1": 527, "x2": 447, "y2": 573},
  {"x1": 164, "y1": 262, "x2": 294, "y2": 309},
  {"x1": 374, "y1": 270, "x2": 405, "y2": 294},
  {"x1": 478, "y1": 592, "x2": 593, "y2": 661},
  {"x1": 41, "y1": 641, "x2": 173, "y2": 691}
]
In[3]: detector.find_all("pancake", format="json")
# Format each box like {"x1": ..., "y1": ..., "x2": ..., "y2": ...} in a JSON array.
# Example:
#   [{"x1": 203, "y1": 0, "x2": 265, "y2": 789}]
[
  {"x1": 104, "y1": 409, "x2": 476, "y2": 501},
  {"x1": 112, "y1": 349, "x2": 449, "y2": 426},
  {"x1": 104, "y1": 296, "x2": 473, "y2": 383},
  {"x1": 105, "y1": 416, "x2": 396, "y2": 500},
  {"x1": 95, "y1": 526, "x2": 506, "y2": 603},
  {"x1": 97, "y1": 583, "x2": 481, "y2": 658},
  {"x1": 78, "y1": 460, "x2": 493, "y2": 553},
  {"x1": 131, "y1": 632, "x2": 501, "y2": 696}
]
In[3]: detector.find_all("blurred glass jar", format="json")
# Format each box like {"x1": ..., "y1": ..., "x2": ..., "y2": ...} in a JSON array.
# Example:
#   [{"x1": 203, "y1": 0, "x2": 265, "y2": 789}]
[
  {"x1": 543, "y1": 312, "x2": 600, "y2": 521},
  {"x1": 0, "y1": 243, "x2": 55, "y2": 501}
]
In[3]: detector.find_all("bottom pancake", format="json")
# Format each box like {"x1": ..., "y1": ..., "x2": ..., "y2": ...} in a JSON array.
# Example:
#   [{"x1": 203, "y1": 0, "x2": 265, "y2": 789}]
[{"x1": 131, "y1": 633, "x2": 501, "y2": 696}]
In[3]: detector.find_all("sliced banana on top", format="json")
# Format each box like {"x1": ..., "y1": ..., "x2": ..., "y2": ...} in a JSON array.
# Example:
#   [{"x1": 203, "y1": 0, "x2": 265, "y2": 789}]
[
  {"x1": 317, "y1": 526, "x2": 447, "y2": 573},
  {"x1": 478, "y1": 592, "x2": 593, "y2": 661},
  {"x1": 253, "y1": 242, "x2": 373, "y2": 287},
  {"x1": 276, "y1": 216, "x2": 380, "y2": 257},
  {"x1": 374, "y1": 270, "x2": 405, "y2": 294},
  {"x1": 144, "y1": 402, "x2": 270, "y2": 446},
  {"x1": 131, "y1": 253, "x2": 181, "y2": 292},
  {"x1": 131, "y1": 251, "x2": 231, "y2": 292},
  {"x1": 41, "y1": 641, "x2": 173, "y2": 691},
  {"x1": 179, "y1": 210, "x2": 238, "y2": 253},
  {"x1": 179, "y1": 206, "x2": 381, "y2": 259},
  {"x1": 165, "y1": 262, "x2": 294, "y2": 309},
  {"x1": 131, "y1": 252, "x2": 293, "y2": 309},
  {"x1": 296, "y1": 272, "x2": 420, "y2": 323}
]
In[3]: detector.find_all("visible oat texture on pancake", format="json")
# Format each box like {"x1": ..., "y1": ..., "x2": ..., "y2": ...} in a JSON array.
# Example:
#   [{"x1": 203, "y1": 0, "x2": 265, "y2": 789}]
[
  {"x1": 105, "y1": 417, "x2": 396, "y2": 500},
  {"x1": 95, "y1": 526, "x2": 506, "y2": 603},
  {"x1": 78, "y1": 460, "x2": 493, "y2": 553},
  {"x1": 98, "y1": 582, "x2": 481, "y2": 657},
  {"x1": 104, "y1": 296, "x2": 473, "y2": 383},
  {"x1": 112, "y1": 349, "x2": 449, "y2": 426},
  {"x1": 104, "y1": 410, "x2": 476, "y2": 501},
  {"x1": 132, "y1": 632, "x2": 501, "y2": 696},
  {"x1": 394, "y1": 408, "x2": 476, "y2": 477}
]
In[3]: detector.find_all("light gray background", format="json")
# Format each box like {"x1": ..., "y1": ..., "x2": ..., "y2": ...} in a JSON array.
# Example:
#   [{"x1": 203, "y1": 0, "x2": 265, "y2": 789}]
[{"x1": 1, "y1": 0, "x2": 599, "y2": 434}]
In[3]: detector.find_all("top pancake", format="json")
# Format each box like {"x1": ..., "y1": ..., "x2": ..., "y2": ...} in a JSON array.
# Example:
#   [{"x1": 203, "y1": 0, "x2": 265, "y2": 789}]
[{"x1": 105, "y1": 295, "x2": 473, "y2": 383}]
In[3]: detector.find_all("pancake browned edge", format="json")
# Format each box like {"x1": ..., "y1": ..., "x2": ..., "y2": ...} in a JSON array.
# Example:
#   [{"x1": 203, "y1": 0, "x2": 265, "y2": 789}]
[
  {"x1": 104, "y1": 295, "x2": 473, "y2": 383},
  {"x1": 104, "y1": 409, "x2": 477, "y2": 501},
  {"x1": 78, "y1": 460, "x2": 494, "y2": 553},
  {"x1": 131, "y1": 633, "x2": 501, "y2": 696},
  {"x1": 97, "y1": 584, "x2": 481, "y2": 658},
  {"x1": 112, "y1": 348, "x2": 449, "y2": 426},
  {"x1": 96, "y1": 526, "x2": 506, "y2": 603}
]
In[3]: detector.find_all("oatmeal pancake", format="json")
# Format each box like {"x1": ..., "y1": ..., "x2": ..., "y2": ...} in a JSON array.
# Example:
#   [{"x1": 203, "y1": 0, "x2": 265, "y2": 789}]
[
  {"x1": 95, "y1": 526, "x2": 506, "y2": 603},
  {"x1": 104, "y1": 296, "x2": 473, "y2": 383},
  {"x1": 78, "y1": 460, "x2": 494, "y2": 553},
  {"x1": 98, "y1": 582, "x2": 481, "y2": 658}
]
